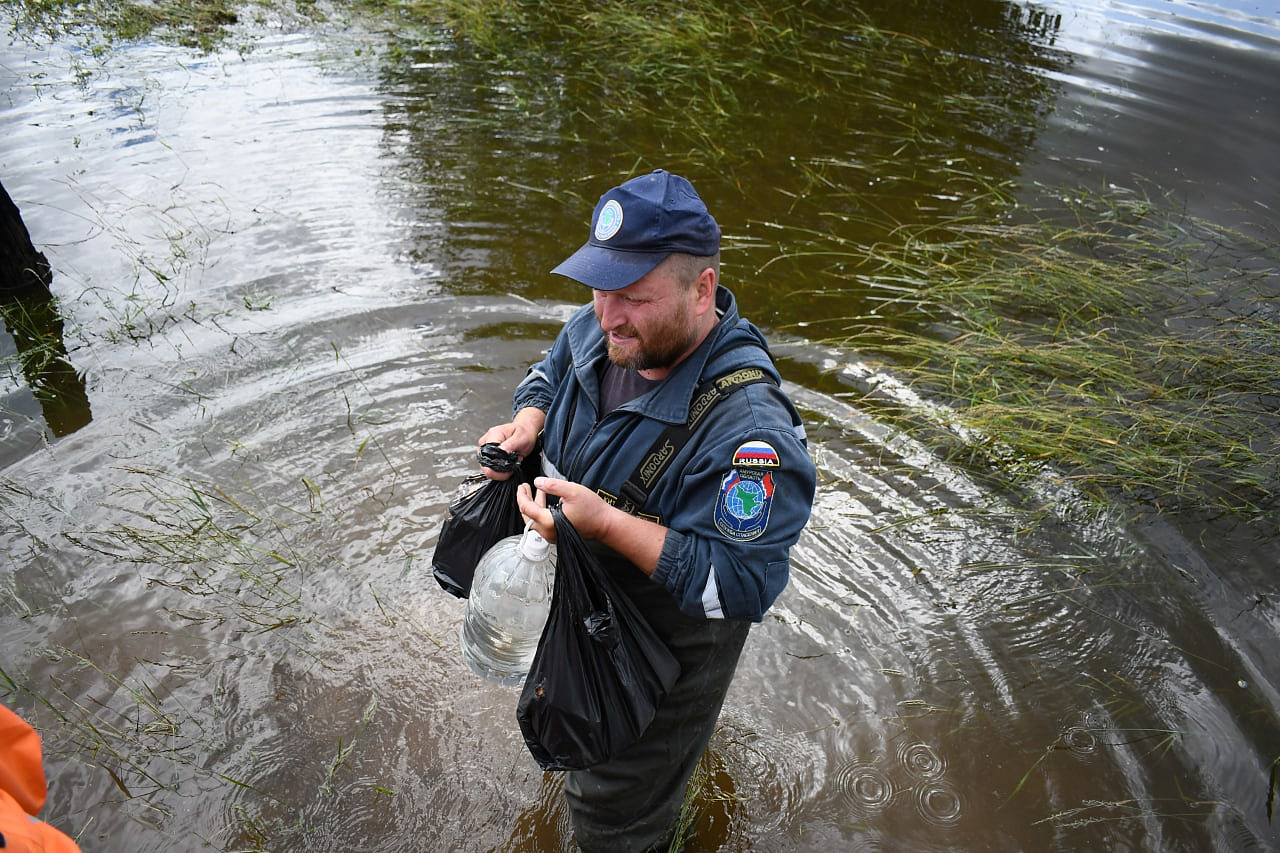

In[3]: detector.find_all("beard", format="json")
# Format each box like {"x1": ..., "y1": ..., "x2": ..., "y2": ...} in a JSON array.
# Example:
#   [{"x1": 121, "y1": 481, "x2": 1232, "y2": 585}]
[{"x1": 604, "y1": 308, "x2": 699, "y2": 372}]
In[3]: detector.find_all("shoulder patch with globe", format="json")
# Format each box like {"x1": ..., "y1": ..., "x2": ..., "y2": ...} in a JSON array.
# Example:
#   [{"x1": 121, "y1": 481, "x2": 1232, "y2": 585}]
[{"x1": 713, "y1": 440, "x2": 779, "y2": 541}]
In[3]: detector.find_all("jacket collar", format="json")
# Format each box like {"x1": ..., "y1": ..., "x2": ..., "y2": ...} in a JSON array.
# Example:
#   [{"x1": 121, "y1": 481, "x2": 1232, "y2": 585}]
[{"x1": 568, "y1": 286, "x2": 758, "y2": 425}]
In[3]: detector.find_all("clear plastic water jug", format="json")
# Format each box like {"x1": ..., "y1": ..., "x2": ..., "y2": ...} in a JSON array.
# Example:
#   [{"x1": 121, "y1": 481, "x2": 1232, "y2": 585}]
[{"x1": 460, "y1": 525, "x2": 556, "y2": 686}]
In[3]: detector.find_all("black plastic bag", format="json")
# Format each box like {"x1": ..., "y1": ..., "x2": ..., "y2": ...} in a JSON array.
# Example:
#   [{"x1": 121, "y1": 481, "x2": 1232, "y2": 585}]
[
  {"x1": 431, "y1": 444, "x2": 537, "y2": 598},
  {"x1": 516, "y1": 505, "x2": 682, "y2": 771}
]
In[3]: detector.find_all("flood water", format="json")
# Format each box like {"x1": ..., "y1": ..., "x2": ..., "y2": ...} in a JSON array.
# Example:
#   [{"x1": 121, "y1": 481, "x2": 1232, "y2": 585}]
[{"x1": 2, "y1": 1, "x2": 1278, "y2": 850}]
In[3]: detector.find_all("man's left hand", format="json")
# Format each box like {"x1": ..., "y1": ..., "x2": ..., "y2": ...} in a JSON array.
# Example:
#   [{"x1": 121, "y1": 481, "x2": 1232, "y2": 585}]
[
  {"x1": 516, "y1": 476, "x2": 611, "y2": 542},
  {"x1": 517, "y1": 476, "x2": 666, "y2": 576}
]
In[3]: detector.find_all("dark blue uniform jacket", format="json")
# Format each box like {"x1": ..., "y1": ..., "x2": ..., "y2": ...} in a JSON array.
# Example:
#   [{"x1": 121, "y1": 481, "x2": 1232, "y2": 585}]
[{"x1": 513, "y1": 286, "x2": 817, "y2": 622}]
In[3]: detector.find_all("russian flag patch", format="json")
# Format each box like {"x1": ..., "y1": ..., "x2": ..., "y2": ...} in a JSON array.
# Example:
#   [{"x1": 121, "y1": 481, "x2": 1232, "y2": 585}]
[{"x1": 731, "y1": 440, "x2": 780, "y2": 467}]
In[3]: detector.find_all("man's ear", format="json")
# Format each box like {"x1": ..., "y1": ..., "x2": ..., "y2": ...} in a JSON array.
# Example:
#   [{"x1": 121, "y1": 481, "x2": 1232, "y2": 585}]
[{"x1": 694, "y1": 266, "x2": 717, "y2": 312}]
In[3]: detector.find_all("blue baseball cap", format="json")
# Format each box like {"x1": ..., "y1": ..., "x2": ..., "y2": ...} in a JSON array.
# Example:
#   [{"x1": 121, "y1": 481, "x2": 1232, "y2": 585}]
[{"x1": 551, "y1": 169, "x2": 720, "y2": 291}]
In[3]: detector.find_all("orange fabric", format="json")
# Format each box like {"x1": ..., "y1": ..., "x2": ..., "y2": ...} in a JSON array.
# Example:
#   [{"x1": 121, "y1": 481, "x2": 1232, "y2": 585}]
[
  {"x1": 0, "y1": 704, "x2": 48, "y2": 816},
  {"x1": 0, "y1": 705, "x2": 82, "y2": 852},
  {"x1": 2, "y1": 788, "x2": 82, "y2": 852}
]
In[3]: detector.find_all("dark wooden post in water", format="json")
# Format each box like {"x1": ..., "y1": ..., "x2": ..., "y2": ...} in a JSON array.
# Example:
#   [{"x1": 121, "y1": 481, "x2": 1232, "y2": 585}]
[
  {"x1": 1, "y1": 179, "x2": 52, "y2": 294},
  {"x1": 0, "y1": 179, "x2": 92, "y2": 436}
]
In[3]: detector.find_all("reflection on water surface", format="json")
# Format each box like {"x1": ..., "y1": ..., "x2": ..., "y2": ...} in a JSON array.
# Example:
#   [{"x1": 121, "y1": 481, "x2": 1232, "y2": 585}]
[{"x1": 1, "y1": 1, "x2": 1277, "y2": 850}]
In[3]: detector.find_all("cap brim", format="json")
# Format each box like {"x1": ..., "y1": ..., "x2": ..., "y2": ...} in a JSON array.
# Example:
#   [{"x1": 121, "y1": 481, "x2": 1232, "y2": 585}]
[{"x1": 550, "y1": 243, "x2": 669, "y2": 291}]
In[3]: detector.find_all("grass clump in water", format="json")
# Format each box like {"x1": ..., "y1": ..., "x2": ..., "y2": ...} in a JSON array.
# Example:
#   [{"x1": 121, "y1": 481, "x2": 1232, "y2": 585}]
[
  {"x1": 799, "y1": 189, "x2": 1280, "y2": 518},
  {"x1": 366, "y1": 0, "x2": 869, "y2": 128},
  {"x1": 1, "y1": 0, "x2": 245, "y2": 49}
]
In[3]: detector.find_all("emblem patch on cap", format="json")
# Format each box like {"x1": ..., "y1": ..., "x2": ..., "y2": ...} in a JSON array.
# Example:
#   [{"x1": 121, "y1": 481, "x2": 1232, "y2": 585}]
[
  {"x1": 714, "y1": 441, "x2": 778, "y2": 541},
  {"x1": 594, "y1": 199, "x2": 624, "y2": 241}
]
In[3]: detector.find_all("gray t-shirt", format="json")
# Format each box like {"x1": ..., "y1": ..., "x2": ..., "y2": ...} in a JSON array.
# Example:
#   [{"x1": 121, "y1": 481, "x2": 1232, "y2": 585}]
[{"x1": 598, "y1": 362, "x2": 659, "y2": 415}]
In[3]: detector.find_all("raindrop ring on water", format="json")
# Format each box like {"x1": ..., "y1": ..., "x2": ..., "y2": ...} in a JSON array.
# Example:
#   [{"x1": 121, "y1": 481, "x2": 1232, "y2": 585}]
[
  {"x1": 897, "y1": 741, "x2": 946, "y2": 781},
  {"x1": 835, "y1": 762, "x2": 895, "y2": 816},
  {"x1": 913, "y1": 781, "x2": 963, "y2": 826},
  {"x1": 1062, "y1": 725, "x2": 1099, "y2": 756}
]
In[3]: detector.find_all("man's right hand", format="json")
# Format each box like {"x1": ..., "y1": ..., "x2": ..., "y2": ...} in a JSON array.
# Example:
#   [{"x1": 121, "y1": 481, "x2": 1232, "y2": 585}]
[{"x1": 476, "y1": 406, "x2": 546, "y2": 479}]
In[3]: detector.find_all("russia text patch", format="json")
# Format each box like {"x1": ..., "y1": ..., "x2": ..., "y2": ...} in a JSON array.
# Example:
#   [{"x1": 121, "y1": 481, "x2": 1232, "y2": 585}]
[{"x1": 732, "y1": 440, "x2": 780, "y2": 467}]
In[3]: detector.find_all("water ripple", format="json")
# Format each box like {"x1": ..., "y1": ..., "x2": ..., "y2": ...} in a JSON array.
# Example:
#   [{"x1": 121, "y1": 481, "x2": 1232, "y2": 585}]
[
  {"x1": 834, "y1": 761, "x2": 895, "y2": 817},
  {"x1": 912, "y1": 780, "x2": 964, "y2": 827},
  {"x1": 897, "y1": 740, "x2": 947, "y2": 782}
]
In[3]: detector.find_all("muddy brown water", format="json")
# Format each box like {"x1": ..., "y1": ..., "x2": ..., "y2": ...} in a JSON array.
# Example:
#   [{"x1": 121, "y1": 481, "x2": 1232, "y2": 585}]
[{"x1": 2, "y1": 1, "x2": 1278, "y2": 850}]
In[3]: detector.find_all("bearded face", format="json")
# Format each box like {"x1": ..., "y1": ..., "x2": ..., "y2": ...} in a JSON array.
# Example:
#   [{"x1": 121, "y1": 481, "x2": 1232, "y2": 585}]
[
  {"x1": 601, "y1": 295, "x2": 699, "y2": 371},
  {"x1": 592, "y1": 261, "x2": 707, "y2": 375}
]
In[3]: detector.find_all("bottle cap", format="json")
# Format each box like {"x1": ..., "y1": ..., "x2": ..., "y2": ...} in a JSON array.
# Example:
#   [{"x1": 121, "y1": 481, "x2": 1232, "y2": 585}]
[{"x1": 520, "y1": 526, "x2": 550, "y2": 560}]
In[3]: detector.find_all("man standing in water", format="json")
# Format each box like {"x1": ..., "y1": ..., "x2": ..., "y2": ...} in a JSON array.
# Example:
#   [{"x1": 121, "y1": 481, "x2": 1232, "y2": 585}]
[{"x1": 479, "y1": 169, "x2": 816, "y2": 850}]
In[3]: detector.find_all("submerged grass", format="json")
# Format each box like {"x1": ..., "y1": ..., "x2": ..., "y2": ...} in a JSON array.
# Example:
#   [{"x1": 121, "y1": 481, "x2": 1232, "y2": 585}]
[
  {"x1": 4, "y1": 0, "x2": 851, "y2": 87},
  {"x1": 2, "y1": 464, "x2": 385, "y2": 845},
  {"x1": 1, "y1": 0, "x2": 245, "y2": 49},
  {"x1": 787, "y1": 189, "x2": 1280, "y2": 517},
  {"x1": 417, "y1": 0, "x2": 839, "y2": 106},
  {"x1": 349, "y1": 0, "x2": 884, "y2": 156},
  {"x1": 4, "y1": 0, "x2": 881, "y2": 157}
]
